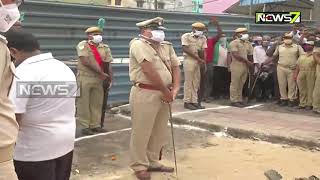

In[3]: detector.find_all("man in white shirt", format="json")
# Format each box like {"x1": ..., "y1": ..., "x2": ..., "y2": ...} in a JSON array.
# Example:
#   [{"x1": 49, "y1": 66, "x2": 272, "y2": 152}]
[
  {"x1": 211, "y1": 33, "x2": 231, "y2": 99},
  {"x1": 253, "y1": 35, "x2": 273, "y2": 101},
  {"x1": 7, "y1": 30, "x2": 76, "y2": 180}
]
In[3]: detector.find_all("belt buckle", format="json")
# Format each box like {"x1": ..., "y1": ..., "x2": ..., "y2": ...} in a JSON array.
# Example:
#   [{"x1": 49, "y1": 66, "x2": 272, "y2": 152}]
[{"x1": 135, "y1": 82, "x2": 140, "y2": 87}]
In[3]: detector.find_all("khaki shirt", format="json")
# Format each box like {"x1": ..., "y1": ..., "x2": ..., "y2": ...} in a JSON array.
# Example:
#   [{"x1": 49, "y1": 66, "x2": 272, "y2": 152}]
[
  {"x1": 229, "y1": 39, "x2": 253, "y2": 63},
  {"x1": 273, "y1": 43, "x2": 304, "y2": 67},
  {"x1": 76, "y1": 40, "x2": 113, "y2": 76},
  {"x1": 314, "y1": 47, "x2": 320, "y2": 73},
  {"x1": 129, "y1": 38, "x2": 180, "y2": 86},
  {"x1": 297, "y1": 54, "x2": 316, "y2": 71},
  {"x1": 181, "y1": 32, "x2": 207, "y2": 60},
  {"x1": 0, "y1": 35, "x2": 18, "y2": 163}
]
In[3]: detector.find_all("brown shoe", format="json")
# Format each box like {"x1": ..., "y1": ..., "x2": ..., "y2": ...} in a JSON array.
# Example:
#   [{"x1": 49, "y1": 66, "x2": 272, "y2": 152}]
[
  {"x1": 148, "y1": 165, "x2": 174, "y2": 173},
  {"x1": 135, "y1": 170, "x2": 151, "y2": 180}
]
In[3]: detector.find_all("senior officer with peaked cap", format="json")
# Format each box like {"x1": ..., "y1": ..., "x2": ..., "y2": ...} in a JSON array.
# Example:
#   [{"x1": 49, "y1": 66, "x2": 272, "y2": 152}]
[
  {"x1": 129, "y1": 17, "x2": 181, "y2": 180},
  {"x1": 181, "y1": 22, "x2": 207, "y2": 110},
  {"x1": 264, "y1": 32, "x2": 305, "y2": 107},
  {"x1": 229, "y1": 27, "x2": 254, "y2": 107}
]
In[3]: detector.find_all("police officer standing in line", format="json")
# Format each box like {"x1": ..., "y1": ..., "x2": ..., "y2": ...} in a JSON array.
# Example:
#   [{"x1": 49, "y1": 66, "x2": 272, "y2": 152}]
[
  {"x1": 229, "y1": 27, "x2": 254, "y2": 107},
  {"x1": 294, "y1": 40, "x2": 316, "y2": 110},
  {"x1": 129, "y1": 17, "x2": 181, "y2": 180},
  {"x1": 182, "y1": 22, "x2": 207, "y2": 110},
  {"x1": 263, "y1": 33, "x2": 305, "y2": 107},
  {"x1": 0, "y1": 0, "x2": 22, "y2": 179},
  {"x1": 313, "y1": 36, "x2": 320, "y2": 114},
  {"x1": 76, "y1": 26, "x2": 113, "y2": 135}
]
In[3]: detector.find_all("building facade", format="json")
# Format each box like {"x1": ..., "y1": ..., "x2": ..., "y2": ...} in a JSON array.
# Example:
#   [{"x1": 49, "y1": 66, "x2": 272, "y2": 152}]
[{"x1": 51, "y1": 0, "x2": 205, "y2": 12}]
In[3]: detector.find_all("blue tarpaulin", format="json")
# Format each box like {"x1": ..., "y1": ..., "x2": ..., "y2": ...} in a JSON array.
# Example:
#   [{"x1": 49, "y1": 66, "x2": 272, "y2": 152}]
[{"x1": 239, "y1": 0, "x2": 287, "y2": 6}]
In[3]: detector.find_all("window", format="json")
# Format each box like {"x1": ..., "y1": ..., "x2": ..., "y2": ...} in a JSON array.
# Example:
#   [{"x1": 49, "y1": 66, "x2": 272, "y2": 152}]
[
  {"x1": 136, "y1": 0, "x2": 144, "y2": 8},
  {"x1": 178, "y1": 1, "x2": 182, "y2": 7},
  {"x1": 157, "y1": 2, "x2": 165, "y2": 9},
  {"x1": 115, "y1": 0, "x2": 121, "y2": 6},
  {"x1": 107, "y1": 0, "x2": 111, "y2": 5}
]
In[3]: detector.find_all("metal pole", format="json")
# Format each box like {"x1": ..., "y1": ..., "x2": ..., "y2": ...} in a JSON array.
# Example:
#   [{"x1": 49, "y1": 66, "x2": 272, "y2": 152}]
[
  {"x1": 312, "y1": 0, "x2": 320, "y2": 25},
  {"x1": 168, "y1": 104, "x2": 178, "y2": 179},
  {"x1": 249, "y1": 0, "x2": 253, "y2": 16},
  {"x1": 155, "y1": 0, "x2": 158, "y2": 10}
]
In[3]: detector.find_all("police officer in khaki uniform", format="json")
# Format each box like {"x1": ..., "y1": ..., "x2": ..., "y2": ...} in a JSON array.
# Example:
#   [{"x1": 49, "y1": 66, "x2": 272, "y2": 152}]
[
  {"x1": 129, "y1": 17, "x2": 181, "y2": 180},
  {"x1": 76, "y1": 26, "x2": 113, "y2": 135},
  {"x1": 264, "y1": 33, "x2": 305, "y2": 107},
  {"x1": 229, "y1": 27, "x2": 254, "y2": 107},
  {"x1": 0, "y1": 0, "x2": 22, "y2": 179},
  {"x1": 181, "y1": 22, "x2": 207, "y2": 110},
  {"x1": 313, "y1": 45, "x2": 320, "y2": 114},
  {"x1": 294, "y1": 41, "x2": 316, "y2": 110}
]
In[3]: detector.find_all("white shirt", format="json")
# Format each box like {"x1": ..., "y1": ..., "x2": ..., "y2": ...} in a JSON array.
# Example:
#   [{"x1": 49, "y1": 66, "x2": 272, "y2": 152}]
[
  {"x1": 253, "y1": 46, "x2": 269, "y2": 73},
  {"x1": 9, "y1": 53, "x2": 76, "y2": 161},
  {"x1": 215, "y1": 45, "x2": 228, "y2": 67}
]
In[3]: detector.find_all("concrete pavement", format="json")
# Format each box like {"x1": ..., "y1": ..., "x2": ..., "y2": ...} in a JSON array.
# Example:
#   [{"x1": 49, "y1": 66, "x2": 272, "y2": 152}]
[{"x1": 116, "y1": 99, "x2": 320, "y2": 150}]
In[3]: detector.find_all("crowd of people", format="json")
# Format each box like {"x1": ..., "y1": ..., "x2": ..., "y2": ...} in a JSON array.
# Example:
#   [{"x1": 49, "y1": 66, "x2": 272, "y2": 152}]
[
  {"x1": 183, "y1": 20, "x2": 320, "y2": 114},
  {"x1": 1, "y1": 1, "x2": 320, "y2": 179}
]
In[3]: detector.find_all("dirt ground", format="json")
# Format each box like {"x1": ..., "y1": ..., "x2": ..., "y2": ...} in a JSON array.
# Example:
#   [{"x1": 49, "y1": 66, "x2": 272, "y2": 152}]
[{"x1": 71, "y1": 114, "x2": 320, "y2": 180}]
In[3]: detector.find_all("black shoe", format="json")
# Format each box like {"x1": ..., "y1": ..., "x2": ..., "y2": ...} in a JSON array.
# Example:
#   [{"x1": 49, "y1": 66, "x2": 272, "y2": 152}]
[
  {"x1": 296, "y1": 106, "x2": 305, "y2": 109},
  {"x1": 82, "y1": 128, "x2": 95, "y2": 135},
  {"x1": 184, "y1": 103, "x2": 197, "y2": 110},
  {"x1": 313, "y1": 111, "x2": 320, "y2": 115},
  {"x1": 193, "y1": 103, "x2": 205, "y2": 109},
  {"x1": 239, "y1": 102, "x2": 248, "y2": 107},
  {"x1": 230, "y1": 102, "x2": 244, "y2": 108},
  {"x1": 275, "y1": 99, "x2": 282, "y2": 105},
  {"x1": 91, "y1": 127, "x2": 107, "y2": 133},
  {"x1": 288, "y1": 101, "x2": 296, "y2": 107},
  {"x1": 279, "y1": 100, "x2": 288, "y2": 106},
  {"x1": 305, "y1": 106, "x2": 313, "y2": 110}
]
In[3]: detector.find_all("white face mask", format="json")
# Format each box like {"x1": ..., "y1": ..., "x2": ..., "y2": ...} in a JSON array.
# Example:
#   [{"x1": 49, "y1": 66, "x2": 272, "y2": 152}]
[
  {"x1": 194, "y1": 30, "x2": 203, "y2": 37},
  {"x1": 0, "y1": 1, "x2": 20, "y2": 32},
  {"x1": 219, "y1": 37, "x2": 227, "y2": 42},
  {"x1": 219, "y1": 37, "x2": 227, "y2": 47},
  {"x1": 240, "y1": 34, "x2": 249, "y2": 41},
  {"x1": 91, "y1": 35, "x2": 103, "y2": 44},
  {"x1": 151, "y1": 30, "x2": 165, "y2": 43}
]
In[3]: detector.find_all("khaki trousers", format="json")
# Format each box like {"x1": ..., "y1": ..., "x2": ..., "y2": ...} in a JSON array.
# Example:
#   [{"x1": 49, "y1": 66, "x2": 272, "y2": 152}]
[
  {"x1": 183, "y1": 59, "x2": 200, "y2": 103},
  {"x1": 129, "y1": 87, "x2": 169, "y2": 171},
  {"x1": 76, "y1": 74, "x2": 104, "y2": 129},
  {"x1": 297, "y1": 71, "x2": 316, "y2": 107},
  {"x1": 313, "y1": 69, "x2": 320, "y2": 112},
  {"x1": 0, "y1": 160, "x2": 18, "y2": 180},
  {"x1": 277, "y1": 66, "x2": 297, "y2": 101},
  {"x1": 230, "y1": 61, "x2": 248, "y2": 103}
]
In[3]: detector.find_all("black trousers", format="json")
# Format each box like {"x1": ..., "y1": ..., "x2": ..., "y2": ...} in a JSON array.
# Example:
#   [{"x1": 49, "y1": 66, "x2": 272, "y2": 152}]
[
  {"x1": 198, "y1": 64, "x2": 206, "y2": 104},
  {"x1": 14, "y1": 151, "x2": 73, "y2": 180},
  {"x1": 271, "y1": 65, "x2": 280, "y2": 99},
  {"x1": 212, "y1": 66, "x2": 231, "y2": 98},
  {"x1": 254, "y1": 73, "x2": 274, "y2": 100}
]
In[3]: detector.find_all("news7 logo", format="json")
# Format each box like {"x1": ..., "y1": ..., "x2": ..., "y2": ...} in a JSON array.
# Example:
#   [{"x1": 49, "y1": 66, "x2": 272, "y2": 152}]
[{"x1": 255, "y1": 12, "x2": 301, "y2": 24}]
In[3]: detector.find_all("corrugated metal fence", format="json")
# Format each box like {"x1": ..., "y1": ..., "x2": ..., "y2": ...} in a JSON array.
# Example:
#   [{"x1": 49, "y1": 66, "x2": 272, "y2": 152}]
[{"x1": 21, "y1": 1, "x2": 315, "y2": 103}]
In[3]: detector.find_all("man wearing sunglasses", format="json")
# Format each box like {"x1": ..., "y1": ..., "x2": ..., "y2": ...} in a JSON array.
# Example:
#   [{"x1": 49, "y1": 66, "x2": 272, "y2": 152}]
[{"x1": 0, "y1": 0, "x2": 23, "y2": 179}]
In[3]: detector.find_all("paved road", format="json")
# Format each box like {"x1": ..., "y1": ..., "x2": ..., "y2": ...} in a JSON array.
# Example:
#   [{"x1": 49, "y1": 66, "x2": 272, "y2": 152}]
[{"x1": 71, "y1": 99, "x2": 320, "y2": 179}]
